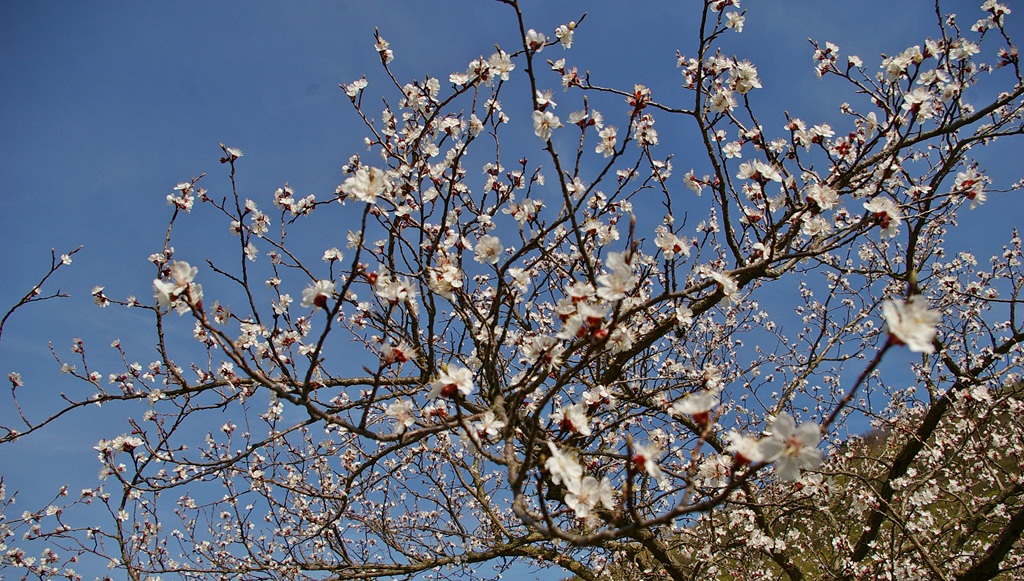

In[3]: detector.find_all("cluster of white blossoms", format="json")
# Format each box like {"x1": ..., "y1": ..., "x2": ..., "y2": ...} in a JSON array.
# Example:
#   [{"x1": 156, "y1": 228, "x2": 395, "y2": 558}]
[
  {"x1": 545, "y1": 412, "x2": 818, "y2": 519},
  {"x1": 595, "y1": 125, "x2": 617, "y2": 157},
  {"x1": 93, "y1": 434, "x2": 143, "y2": 461},
  {"x1": 94, "y1": 434, "x2": 144, "y2": 481},
  {"x1": 654, "y1": 225, "x2": 692, "y2": 260},
  {"x1": 669, "y1": 384, "x2": 824, "y2": 483},
  {"x1": 718, "y1": 414, "x2": 824, "y2": 481},
  {"x1": 541, "y1": 395, "x2": 831, "y2": 522},
  {"x1": 166, "y1": 181, "x2": 199, "y2": 212},
  {"x1": 51, "y1": 3, "x2": 1022, "y2": 578},
  {"x1": 425, "y1": 256, "x2": 463, "y2": 301},
  {"x1": 540, "y1": 252, "x2": 643, "y2": 355},
  {"x1": 545, "y1": 442, "x2": 615, "y2": 519},
  {"x1": 272, "y1": 184, "x2": 315, "y2": 217},
  {"x1": 708, "y1": 270, "x2": 739, "y2": 305},
  {"x1": 370, "y1": 268, "x2": 418, "y2": 307},
  {"x1": 451, "y1": 49, "x2": 515, "y2": 87}
]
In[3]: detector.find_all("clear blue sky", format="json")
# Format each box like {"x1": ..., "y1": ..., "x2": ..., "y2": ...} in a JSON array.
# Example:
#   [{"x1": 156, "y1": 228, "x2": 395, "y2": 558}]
[{"x1": 1, "y1": 2, "x2": 1021, "y2": 579}]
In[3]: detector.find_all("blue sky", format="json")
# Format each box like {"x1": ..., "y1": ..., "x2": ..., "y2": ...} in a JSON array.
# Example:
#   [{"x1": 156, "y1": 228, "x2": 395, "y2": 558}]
[{"x1": 1, "y1": 1, "x2": 1022, "y2": 578}]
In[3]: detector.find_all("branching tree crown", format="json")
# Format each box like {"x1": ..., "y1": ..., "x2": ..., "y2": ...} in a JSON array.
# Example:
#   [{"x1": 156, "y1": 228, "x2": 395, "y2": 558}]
[{"x1": 2, "y1": 1, "x2": 1024, "y2": 580}]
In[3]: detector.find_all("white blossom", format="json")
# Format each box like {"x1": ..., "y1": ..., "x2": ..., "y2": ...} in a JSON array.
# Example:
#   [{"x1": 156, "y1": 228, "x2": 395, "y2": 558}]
[{"x1": 882, "y1": 295, "x2": 940, "y2": 353}]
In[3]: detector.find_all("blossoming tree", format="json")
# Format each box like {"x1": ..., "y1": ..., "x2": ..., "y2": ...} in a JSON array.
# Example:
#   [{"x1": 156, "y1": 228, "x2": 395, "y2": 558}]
[{"x1": 3, "y1": 0, "x2": 1024, "y2": 579}]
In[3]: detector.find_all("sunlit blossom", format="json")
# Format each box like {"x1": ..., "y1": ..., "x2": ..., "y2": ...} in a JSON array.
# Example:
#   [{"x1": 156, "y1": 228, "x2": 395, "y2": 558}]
[
  {"x1": 381, "y1": 341, "x2": 414, "y2": 366},
  {"x1": 474, "y1": 235, "x2": 503, "y2": 264},
  {"x1": 555, "y1": 22, "x2": 576, "y2": 49},
  {"x1": 596, "y1": 251, "x2": 635, "y2": 301},
  {"x1": 882, "y1": 295, "x2": 940, "y2": 353},
  {"x1": 300, "y1": 280, "x2": 336, "y2": 309},
  {"x1": 341, "y1": 166, "x2": 390, "y2": 204},
  {"x1": 385, "y1": 400, "x2": 415, "y2": 434},
  {"x1": 710, "y1": 271, "x2": 739, "y2": 304},
  {"x1": 153, "y1": 261, "x2": 202, "y2": 315},
  {"x1": 565, "y1": 475, "x2": 613, "y2": 519},
  {"x1": 474, "y1": 411, "x2": 506, "y2": 438},
  {"x1": 671, "y1": 390, "x2": 719, "y2": 426},
  {"x1": 551, "y1": 403, "x2": 592, "y2": 437},
  {"x1": 525, "y1": 29, "x2": 547, "y2": 53},
  {"x1": 532, "y1": 110, "x2": 562, "y2": 141},
  {"x1": 545, "y1": 441, "x2": 583, "y2": 488},
  {"x1": 863, "y1": 197, "x2": 904, "y2": 239},
  {"x1": 595, "y1": 126, "x2": 617, "y2": 157},
  {"x1": 631, "y1": 442, "x2": 666, "y2": 486},
  {"x1": 428, "y1": 364, "x2": 475, "y2": 399},
  {"x1": 726, "y1": 430, "x2": 765, "y2": 466},
  {"x1": 759, "y1": 413, "x2": 824, "y2": 481}
]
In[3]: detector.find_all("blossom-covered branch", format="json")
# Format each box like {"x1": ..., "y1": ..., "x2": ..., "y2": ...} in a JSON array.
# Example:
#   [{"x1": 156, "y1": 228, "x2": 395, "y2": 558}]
[{"x1": 2, "y1": 1, "x2": 1023, "y2": 580}]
